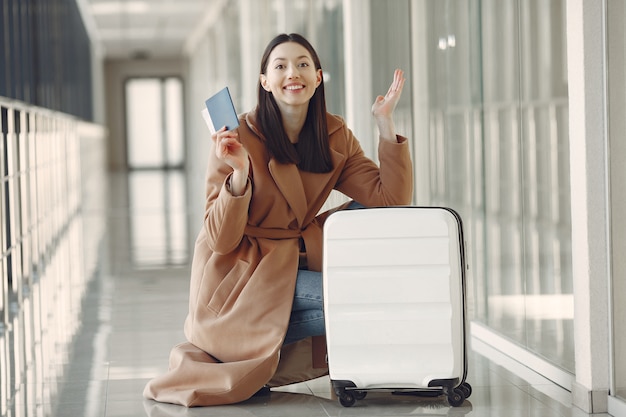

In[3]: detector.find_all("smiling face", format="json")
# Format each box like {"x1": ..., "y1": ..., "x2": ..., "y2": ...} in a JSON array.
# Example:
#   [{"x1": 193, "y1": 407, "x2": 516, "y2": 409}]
[{"x1": 259, "y1": 41, "x2": 323, "y2": 114}]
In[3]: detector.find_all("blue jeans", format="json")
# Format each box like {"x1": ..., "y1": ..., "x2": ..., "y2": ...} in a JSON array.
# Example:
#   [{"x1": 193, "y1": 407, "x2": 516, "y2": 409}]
[
  {"x1": 283, "y1": 201, "x2": 365, "y2": 345},
  {"x1": 284, "y1": 269, "x2": 325, "y2": 345}
]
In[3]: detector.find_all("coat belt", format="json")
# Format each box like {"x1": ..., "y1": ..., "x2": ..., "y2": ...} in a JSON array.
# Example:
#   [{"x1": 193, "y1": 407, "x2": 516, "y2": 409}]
[
  {"x1": 244, "y1": 222, "x2": 323, "y2": 271},
  {"x1": 244, "y1": 225, "x2": 302, "y2": 239}
]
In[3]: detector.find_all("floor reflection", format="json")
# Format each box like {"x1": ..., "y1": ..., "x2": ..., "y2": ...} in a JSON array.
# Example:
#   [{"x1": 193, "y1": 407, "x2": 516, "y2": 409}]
[
  {"x1": 0, "y1": 213, "x2": 101, "y2": 417},
  {"x1": 125, "y1": 170, "x2": 189, "y2": 269}
]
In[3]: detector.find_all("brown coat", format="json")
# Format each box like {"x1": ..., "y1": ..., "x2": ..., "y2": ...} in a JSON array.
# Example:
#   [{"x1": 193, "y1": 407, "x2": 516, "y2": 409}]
[{"x1": 143, "y1": 108, "x2": 413, "y2": 406}]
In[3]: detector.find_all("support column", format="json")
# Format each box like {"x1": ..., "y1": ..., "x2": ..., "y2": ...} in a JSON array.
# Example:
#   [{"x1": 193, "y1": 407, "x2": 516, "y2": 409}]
[
  {"x1": 566, "y1": 0, "x2": 610, "y2": 413},
  {"x1": 342, "y1": 0, "x2": 373, "y2": 158}
]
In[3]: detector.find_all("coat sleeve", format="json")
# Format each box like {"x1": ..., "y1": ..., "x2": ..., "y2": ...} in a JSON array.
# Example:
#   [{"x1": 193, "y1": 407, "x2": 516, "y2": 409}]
[
  {"x1": 333, "y1": 125, "x2": 413, "y2": 206},
  {"x1": 202, "y1": 138, "x2": 252, "y2": 254}
]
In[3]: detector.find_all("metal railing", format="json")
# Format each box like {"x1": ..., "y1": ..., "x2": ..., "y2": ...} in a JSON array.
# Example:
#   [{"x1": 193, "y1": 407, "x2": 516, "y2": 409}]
[{"x1": 0, "y1": 97, "x2": 107, "y2": 416}]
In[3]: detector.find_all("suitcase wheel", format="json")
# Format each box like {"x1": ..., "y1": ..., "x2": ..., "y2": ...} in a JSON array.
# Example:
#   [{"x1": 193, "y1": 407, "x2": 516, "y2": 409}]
[
  {"x1": 338, "y1": 391, "x2": 356, "y2": 407},
  {"x1": 335, "y1": 389, "x2": 366, "y2": 407},
  {"x1": 446, "y1": 387, "x2": 466, "y2": 407},
  {"x1": 459, "y1": 382, "x2": 472, "y2": 399}
]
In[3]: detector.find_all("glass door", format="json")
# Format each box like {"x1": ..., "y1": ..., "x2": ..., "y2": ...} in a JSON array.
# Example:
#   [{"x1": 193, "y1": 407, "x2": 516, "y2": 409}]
[
  {"x1": 125, "y1": 77, "x2": 184, "y2": 169},
  {"x1": 123, "y1": 76, "x2": 188, "y2": 269}
]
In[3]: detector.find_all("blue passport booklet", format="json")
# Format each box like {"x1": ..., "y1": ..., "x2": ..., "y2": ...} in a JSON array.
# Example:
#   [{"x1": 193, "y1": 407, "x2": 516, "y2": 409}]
[{"x1": 201, "y1": 86, "x2": 239, "y2": 134}]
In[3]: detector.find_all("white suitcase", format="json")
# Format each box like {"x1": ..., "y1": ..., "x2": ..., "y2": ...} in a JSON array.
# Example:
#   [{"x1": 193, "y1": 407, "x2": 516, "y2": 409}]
[{"x1": 322, "y1": 207, "x2": 471, "y2": 407}]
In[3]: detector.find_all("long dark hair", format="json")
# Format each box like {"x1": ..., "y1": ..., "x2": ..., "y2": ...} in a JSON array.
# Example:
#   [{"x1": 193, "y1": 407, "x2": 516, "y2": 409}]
[{"x1": 257, "y1": 33, "x2": 332, "y2": 173}]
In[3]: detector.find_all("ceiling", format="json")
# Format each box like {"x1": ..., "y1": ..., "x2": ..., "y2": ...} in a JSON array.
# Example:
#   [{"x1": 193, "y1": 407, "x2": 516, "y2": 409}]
[{"x1": 77, "y1": 0, "x2": 222, "y2": 60}]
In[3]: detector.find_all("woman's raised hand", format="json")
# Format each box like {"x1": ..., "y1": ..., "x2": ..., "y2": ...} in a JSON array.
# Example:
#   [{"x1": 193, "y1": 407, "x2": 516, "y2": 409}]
[
  {"x1": 213, "y1": 127, "x2": 248, "y2": 171},
  {"x1": 371, "y1": 69, "x2": 405, "y2": 120},
  {"x1": 213, "y1": 126, "x2": 249, "y2": 196}
]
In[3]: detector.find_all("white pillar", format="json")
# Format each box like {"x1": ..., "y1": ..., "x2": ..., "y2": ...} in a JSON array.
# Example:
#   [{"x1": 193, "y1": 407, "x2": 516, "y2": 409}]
[
  {"x1": 566, "y1": 0, "x2": 610, "y2": 413},
  {"x1": 342, "y1": 0, "x2": 373, "y2": 158},
  {"x1": 410, "y1": 0, "x2": 430, "y2": 205}
]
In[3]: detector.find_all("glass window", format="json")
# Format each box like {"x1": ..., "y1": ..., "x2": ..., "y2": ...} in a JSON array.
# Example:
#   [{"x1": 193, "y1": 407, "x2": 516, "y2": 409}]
[
  {"x1": 518, "y1": 0, "x2": 572, "y2": 371},
  {"x1": 164, "y1": 78, "x2": 184, "y2": 167},
  {"x1": 125, "y1": 77, "x2": 185, "y2": 169},
  {"x1": 369, "y1": 0, "x2": 412, "y2": 142},
  {"x1": 417, "y1": 0, "x2": 573, "y2": 372}
]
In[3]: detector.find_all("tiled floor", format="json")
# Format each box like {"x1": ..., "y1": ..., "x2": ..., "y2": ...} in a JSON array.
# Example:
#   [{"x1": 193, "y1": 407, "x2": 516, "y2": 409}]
[{"x1": 0, "y1": 171, "x2": 612, "y2": 416}]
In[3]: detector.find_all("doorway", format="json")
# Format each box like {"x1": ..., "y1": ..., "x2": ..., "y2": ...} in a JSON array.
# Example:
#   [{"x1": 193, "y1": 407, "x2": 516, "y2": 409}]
[
  {"x1": 123, "y1": 76, "x2": 188, "y2": 268},
  {"x1": 124, "y1": 76, "x2": 184, "y2": 169}
]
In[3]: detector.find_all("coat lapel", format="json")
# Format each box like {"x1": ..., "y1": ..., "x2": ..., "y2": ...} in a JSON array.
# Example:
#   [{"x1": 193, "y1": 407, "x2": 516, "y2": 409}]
[
  {"x1": 269, "y1": 147, "x2": 345, "y2": 227},
  {"x1": 268, "y1": 160, "x2": 307, "y2": 226},
  {"x1": 299, "y1": 148, "x2": 345, "y2": 206}
]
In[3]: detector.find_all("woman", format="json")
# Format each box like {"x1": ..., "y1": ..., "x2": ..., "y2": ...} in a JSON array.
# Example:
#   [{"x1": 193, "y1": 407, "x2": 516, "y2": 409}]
[{"x1": 144, "y1": 33, "x2": 413, "y2": 407}]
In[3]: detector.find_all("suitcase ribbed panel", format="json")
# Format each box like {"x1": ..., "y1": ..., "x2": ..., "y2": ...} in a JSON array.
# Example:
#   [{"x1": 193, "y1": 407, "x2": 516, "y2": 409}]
[{"x1": 323, "y1": 207, "x2": 465, "y2": 390}]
